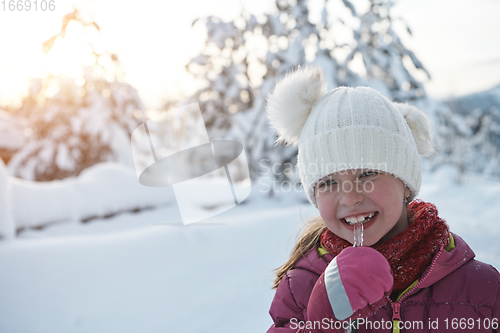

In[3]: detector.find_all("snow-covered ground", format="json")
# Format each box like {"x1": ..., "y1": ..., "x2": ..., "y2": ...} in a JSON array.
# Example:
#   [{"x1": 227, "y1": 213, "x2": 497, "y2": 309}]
[
  {"x1": 0, "y1": 109, "x2": 27, "y2": 152},
  {"x1": 0, "y1": 166, "x2": 499, "y2": 333}
]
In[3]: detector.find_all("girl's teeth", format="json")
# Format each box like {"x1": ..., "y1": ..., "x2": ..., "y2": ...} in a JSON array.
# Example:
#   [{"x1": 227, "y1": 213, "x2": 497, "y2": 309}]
[{"x1": 344, "y1": 212, "x2": 376, "y2": 225}]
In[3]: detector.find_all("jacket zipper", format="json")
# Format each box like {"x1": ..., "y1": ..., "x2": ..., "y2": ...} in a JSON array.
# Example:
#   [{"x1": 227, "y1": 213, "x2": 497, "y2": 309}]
[{"x1": 388, "y1": 248, "x2": 444, "y2": 333}]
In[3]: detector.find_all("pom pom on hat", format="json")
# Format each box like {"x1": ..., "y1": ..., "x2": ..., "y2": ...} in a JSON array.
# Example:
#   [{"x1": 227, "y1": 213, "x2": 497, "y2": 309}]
[
  {"x1": 266, "y1": 66, "x2": 327, "y2": 146},
  {"x1": 393, "y1": 103, "x2": 435, "y2": 157}
]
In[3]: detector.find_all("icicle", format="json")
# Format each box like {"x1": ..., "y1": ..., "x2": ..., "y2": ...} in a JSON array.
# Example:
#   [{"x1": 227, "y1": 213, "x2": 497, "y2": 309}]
[{"x1": 353, "y1": 222, "x2": 364, "y2": 247}]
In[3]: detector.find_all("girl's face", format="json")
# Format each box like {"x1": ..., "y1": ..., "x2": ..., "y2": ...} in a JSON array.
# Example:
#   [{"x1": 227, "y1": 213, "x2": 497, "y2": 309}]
[{"x1": 315, "y1": 169, "x2": 411, "y2": 246}]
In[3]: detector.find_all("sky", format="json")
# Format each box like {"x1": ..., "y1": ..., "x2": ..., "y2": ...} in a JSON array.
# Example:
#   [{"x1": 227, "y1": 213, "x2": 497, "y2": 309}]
[{"x1": 0, "y1": 0, "x2": 499, "y2": 110}]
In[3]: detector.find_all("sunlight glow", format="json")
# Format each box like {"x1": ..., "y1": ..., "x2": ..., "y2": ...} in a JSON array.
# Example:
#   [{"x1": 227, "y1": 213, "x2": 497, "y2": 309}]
[
  {"x1": 43, "y1": 21, "x2": 90, "y2": 78},
  {"x1": 0, "y1": 0, "x2": 499, "y2": 108}
]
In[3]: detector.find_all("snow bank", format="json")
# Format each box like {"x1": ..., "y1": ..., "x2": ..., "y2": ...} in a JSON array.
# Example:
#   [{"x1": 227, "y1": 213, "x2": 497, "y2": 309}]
[
  {"x1": 3, "y1": 163, "x2": 175, "y2": 233},
  {"x1": 419, "y1": 165, "x2": 500, "y2": 269},
  {"x1": 0, "y1": 110, "x2": 27, "y2": 151},
  {"x1": 0, "y1": 159, "x2": 14, "y2": 239}
]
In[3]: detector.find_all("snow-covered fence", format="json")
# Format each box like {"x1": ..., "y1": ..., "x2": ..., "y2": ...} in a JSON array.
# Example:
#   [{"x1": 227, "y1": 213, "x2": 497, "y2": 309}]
[
  {"x1": 0, "y1": 158, "x2": 15, "y2": 239},
  {"x1": 0, "y1": 161, "x2": 175, "y2": 237}
]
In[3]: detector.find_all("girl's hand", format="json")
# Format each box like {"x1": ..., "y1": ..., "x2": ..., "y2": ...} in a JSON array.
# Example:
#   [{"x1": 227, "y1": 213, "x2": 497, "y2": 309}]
[{"x1": 305, "y1": 247, "x2": 393, "y2": 330}]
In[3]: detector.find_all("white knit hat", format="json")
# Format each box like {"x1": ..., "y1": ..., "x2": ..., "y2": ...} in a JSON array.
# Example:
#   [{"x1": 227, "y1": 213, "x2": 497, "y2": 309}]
[{"x1": 266, "y1": 67, "x2": 434, "y2": 208}]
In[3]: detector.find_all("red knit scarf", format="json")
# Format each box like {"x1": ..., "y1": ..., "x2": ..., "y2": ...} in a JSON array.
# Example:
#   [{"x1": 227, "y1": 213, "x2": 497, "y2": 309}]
[{"x1": 320, "y1": 200, "x2": 450, "y2": 292}]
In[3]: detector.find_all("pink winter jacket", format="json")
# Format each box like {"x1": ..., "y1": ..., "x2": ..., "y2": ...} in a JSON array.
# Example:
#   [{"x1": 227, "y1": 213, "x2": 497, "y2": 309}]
[{"x1": 267, "y1": 233, "x2": 500, "y2": 332}]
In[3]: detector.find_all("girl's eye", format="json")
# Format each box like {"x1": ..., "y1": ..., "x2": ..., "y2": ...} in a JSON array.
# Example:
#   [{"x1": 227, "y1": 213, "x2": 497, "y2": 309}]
[
  {"x1": 320, "y1": 179, "x2": 337, "y2": 187},
  {"x1": 361, "y1": 171, "x2": 378, "y2": 177}
]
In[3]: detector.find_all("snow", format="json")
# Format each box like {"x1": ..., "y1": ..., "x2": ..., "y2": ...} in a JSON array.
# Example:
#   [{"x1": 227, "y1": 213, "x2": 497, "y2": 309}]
[
  {"x1": 0, "y1": 164, "x2": 499, "y2": 333},
  {"x1": 0, "y1": 110, "x2": 27, "y2": 151},
  {"x1": 0, "y1": 3, "x2": 498, "y2": 330},
  {"x1": 0, "y1": 157, "x2": 14, "y2": 239},
  {"x1": 418, "y1": 166, "x2": 500, "y2": 267},
  {"x1": 6, "y1": 162, "x2": 175, "y2": 231},
  {"x1": 446, "y1": 84, "x2": 500, "y2": 115}
]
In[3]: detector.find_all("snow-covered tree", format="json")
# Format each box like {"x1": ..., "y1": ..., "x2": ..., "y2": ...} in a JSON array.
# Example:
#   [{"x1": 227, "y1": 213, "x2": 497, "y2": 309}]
[
  {"x1": 8, "y1": 9, "x2": 143, "y2": 181},
  {"x1": 186, "y1": 0, "x2": 430, "y2": 187},
  {"x1": 431, "y1": 87, "x2": 500, "y2": 180}
]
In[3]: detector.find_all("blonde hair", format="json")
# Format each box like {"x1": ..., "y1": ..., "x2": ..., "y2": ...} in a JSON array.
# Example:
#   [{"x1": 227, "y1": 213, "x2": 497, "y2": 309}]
[{"x1": 272, "y1": 215, "x2": 327, "y2": 289}]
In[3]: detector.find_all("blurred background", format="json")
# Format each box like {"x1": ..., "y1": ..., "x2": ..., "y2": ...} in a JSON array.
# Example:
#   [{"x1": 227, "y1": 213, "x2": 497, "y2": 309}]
[
  {"x1": 1, "y1": 0, "x2": 500, "y2": 182},
  {"x1": 0, "y1": 0, "x2": 499, "y2": 332}
]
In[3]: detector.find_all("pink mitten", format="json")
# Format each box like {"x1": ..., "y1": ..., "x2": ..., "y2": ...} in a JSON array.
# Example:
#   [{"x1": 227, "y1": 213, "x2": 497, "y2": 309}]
[{"x1": 307, "y1": 246, "x2": 393, "y2": 323}]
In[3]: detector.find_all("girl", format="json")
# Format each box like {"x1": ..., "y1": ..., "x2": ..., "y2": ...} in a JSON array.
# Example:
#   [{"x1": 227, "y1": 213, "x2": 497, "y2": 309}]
[{"x1": 265, "y1": 67, "x2": 500, "y2": 332}]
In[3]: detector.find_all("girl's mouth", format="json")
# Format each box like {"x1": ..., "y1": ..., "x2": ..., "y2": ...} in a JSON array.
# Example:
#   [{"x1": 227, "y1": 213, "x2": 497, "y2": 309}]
[{"x1": 341, "y1": 212, "x2": 378, "y2": 226}]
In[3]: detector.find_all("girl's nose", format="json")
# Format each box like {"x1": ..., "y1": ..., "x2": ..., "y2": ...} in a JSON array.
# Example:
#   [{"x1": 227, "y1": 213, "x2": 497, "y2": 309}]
[{"x1": 339, "y1": 183, "x2": 364, "y2": 207}]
